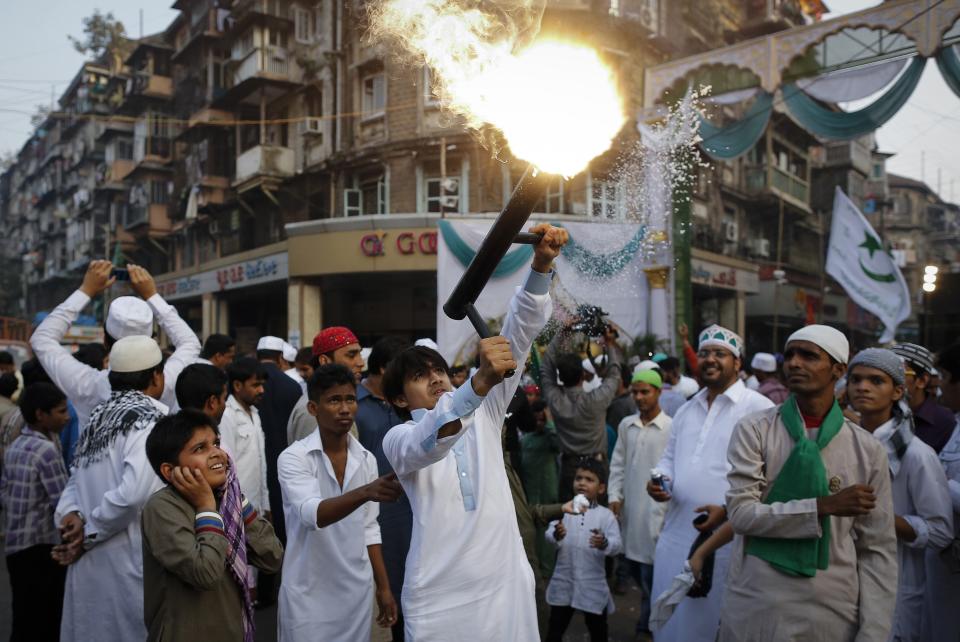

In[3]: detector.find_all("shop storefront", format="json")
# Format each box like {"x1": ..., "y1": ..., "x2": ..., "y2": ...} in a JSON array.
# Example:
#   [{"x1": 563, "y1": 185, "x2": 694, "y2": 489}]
[
  {"x1": 690, "y1": 249, "x2": 760, "y2": 342},
  {"x1": 155, "y1": 243, "x2": 288, "y2": 353},
  {"x1": 286, "y1": 216, "x2": 440, "y2": 346}
]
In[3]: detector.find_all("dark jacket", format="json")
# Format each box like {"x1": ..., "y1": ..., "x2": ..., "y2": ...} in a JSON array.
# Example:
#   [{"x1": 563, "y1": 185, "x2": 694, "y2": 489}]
[{"x1": 257, "y1": 361, "x2": 302, "y2": 542}]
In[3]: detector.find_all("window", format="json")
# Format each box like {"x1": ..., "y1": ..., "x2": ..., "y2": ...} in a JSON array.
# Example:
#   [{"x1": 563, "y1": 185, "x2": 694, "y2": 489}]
[
  {"x1": 235, "y1": 30, "x2": 255, "y2": 58},
  {"x1": 426, "y1": 176, "x2": 461, "y2": 213},
  {"x1": 591, "y1": 179, "x2": 620, "y2": 218},
  {"x1": 343, "y1": 189, "x2": 362, "y2": 216},
  {"x1": 543, "y1": 178, "x2": 564, "y2": 213},
  {"x1": 362, "y1": 73, "x2": 386, "y2": 118},
  {"x1": 268, "y1": 28, "x2": 288, "y2": 48},
  {"x1": 116, "y1": 138, "x2": 133, "y2": 160},
  {"x1": 872, "y1": 163, "x2": 884, "y2": 179},
  {"x1": 150, "y1": 180, "x2": 170, "y2": 205},
  {"x1": 314, "y1": 3, "x2": 325, "y2": 41},
  {"x1": 294, "y1": 6, "x2": 313, "y2": 43}
]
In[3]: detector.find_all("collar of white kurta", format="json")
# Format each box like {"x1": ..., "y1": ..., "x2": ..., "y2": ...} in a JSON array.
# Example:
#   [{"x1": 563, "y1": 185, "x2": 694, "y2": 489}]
[
  {"x1": 227, "y1": 394, "x2": 259, "y2": 418},
  {"x1": 629, "y1": 411, "x2": 670, "y2": 430},
  {"x1": 692, "y1": 378, "x2": 747, "y2": 412},
  {"x1": 302, "y1": 430, "x2": 371, "y2": 486}
]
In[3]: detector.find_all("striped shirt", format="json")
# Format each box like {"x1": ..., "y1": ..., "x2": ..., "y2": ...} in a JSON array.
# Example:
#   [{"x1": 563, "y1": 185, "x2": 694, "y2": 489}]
[{"x1": 1, "y1": 427, "x2": 68, "y2": 554}]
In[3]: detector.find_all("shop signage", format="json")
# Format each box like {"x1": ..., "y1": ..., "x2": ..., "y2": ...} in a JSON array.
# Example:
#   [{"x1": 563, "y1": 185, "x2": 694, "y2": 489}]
[
  {"x1": 360, "y1": 231, "x2": 438, "y2": 257},
  {"x1": 691, "y1": 259, "x2": 759, "y2": 293},
  {"x1": 157, "y1": 252, "x2": 289, "y2": 301}
]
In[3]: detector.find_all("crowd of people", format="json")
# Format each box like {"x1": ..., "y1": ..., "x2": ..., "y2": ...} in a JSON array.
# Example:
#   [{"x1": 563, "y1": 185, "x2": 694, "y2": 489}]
[{"x1": 0, "y1": 222, "x2": 958, "y2": 642}]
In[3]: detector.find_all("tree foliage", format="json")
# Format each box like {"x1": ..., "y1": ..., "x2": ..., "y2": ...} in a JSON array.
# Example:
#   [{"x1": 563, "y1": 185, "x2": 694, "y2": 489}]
[{"x1": 68, "y1": 10, "x2": 131, "y2": 64}]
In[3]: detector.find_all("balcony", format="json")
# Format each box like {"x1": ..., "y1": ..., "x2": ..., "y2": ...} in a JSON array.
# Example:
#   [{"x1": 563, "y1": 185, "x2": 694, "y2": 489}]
[
  {"x1": 123, "y1": 203, "x2": 171, "y2": 235},
  {"x1": 234, "y1": 145, "x2": 294, "y2": 188},
  {"x1": 231, "y1": 0, "x2": 293, "y2": 29},
  {"x1": 226, "y1": 46, "x2": 296, "y2": 91},
  {"x1": 126, "y1": 73, "x2": 174, "y2": 100},
  {"x1": 744, "y1": 164, "x2": 810, "y2": 211}
]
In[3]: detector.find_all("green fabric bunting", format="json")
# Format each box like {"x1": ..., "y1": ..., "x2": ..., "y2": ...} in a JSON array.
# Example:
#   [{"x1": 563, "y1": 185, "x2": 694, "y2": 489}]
[
  {"x1": 745, "y1": 395, "x2": 844, "y2": 577},
  {"x1": 437, "y1": 219, "x2": 533, "y2": 278}
]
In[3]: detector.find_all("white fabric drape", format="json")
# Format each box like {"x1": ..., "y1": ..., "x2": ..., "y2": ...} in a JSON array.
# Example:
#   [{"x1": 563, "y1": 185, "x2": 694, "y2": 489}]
[
  {"x1": 796, "y1": 57, "x2": 907, "y2": 103},
  {"x1": 436, "y1": 220, "x2": 651, "y2": 364}
]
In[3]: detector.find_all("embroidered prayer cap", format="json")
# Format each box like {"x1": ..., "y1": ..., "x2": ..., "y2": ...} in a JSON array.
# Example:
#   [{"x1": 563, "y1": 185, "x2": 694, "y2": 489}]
[
  {"x1": 633, "y1": 360, "x2": 660, "y2": 375},
  {"x1": 651, "y1": 352, "x2": 669, "y2": 363},
  {"x1": 849, "y1": 348, "x2": 906, "y2": 386},
  {"x1": 256, "y1": 336, "x2": 285, "y2": 352},
  {"x1": 282, "y1": 342, "x2": 298, "y2": 363},
  {"x1": 105, "y1": 296, "x2": 154, "y2": 340},
  {"x1": 750, "y1": 352, "x2": 778, "y2": 373},
  {"x1": 786, "y1": 325, "x2": 849, "y2": 364},
  {"x1": 415, "y1": 338, "x2": 439, "y2": 351},
  {"x1": 109, "y1": 335, "x2": 162, "y2": 373},
  {"x1": 312, "y1": 327, "x2": 359, "y2": 357},
  {"x1": 698, "y1": 324, "x2": 743, "y2": 358},
  {"x1": 631, "y1": 368, "x2": 663, "y2": 389},
  {"x1": 890, "y1": 343, "x2": 936, "y2": 376}
]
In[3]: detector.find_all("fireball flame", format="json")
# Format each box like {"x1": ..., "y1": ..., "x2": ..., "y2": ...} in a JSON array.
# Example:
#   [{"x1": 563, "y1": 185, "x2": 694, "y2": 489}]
[{"x1": 370, "y1": 0, "x2": 626, "y2": 177}]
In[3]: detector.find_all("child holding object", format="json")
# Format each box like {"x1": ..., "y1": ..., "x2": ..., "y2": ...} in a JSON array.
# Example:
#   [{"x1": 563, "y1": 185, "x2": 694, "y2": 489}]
[
  {"x1": 381, "y1": 224, "x2": 568, "y2": 641},
  {"x1": 141, "y1": 410, "x2": 283, "y2": 642},
  {"x1": 545, "y1": 458, "x2": 622, "y2": 642}
]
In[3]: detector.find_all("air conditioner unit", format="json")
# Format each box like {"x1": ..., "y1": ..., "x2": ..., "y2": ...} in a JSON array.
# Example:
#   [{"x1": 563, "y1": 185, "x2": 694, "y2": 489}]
[
  {"x1": 723, "y1": 221, "x2": 738, "y2": 242},
  {"x1": 440, "y1": 195, "x2": 459, "y2": 210},
  {"x1": 302, "y1": 118, "x2": 323, "y2": 135},
  {"x1": 749, "y1": 238, "x2": 771, "y2": 258}
]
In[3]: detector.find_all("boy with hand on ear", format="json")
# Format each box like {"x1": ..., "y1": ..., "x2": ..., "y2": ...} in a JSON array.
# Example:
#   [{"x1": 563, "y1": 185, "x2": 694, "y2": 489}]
[{"x1": 141, "y1": 409, "x2": 283, "y2": 642}]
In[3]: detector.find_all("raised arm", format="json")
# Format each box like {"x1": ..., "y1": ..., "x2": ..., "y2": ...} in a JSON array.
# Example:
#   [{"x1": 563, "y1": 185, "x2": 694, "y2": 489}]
[
  {"x1": 852, "y1": 443, "x2": 897, "y2": 642},
  {"x1": 725, "y1": 414, "x2": 822, "y2": 539},
  {"x1": 30, "y1": 261, "x2": 113, "y2": 406},
  {"x1": 382, "y1": 383, "x2": 484, "y2": 477},
  {"x1": 127, "y1": 265, "x2": 201, "y2": 408}
]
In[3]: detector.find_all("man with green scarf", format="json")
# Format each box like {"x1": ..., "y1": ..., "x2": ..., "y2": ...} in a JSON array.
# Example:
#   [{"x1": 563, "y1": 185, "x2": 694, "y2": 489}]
[{"x1": 720, "y1": 325, "x2": 897, "y2": 642}]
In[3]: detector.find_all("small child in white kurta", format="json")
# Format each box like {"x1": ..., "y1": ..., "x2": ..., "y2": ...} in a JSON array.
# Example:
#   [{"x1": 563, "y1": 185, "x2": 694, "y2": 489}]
[{"x1": 545, "y1": 462, "x2": 622, "y2": 642}]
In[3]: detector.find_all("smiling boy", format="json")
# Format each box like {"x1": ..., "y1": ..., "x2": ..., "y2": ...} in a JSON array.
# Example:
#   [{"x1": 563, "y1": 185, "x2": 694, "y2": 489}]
[
  {"x1": 142, "y1": 409, "x2": 283, "y2": 642},
  {"x1": 381, "y1": 223, "x2": 567, "y2": 641}
]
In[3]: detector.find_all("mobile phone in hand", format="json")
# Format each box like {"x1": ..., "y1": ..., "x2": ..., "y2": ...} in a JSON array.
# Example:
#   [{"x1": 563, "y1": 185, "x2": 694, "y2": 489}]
[{"x1": 111, "y1": 268, "x2": 130, "y2": 282}]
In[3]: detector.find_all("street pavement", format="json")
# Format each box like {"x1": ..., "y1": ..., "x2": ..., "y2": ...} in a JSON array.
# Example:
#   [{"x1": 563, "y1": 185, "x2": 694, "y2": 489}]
[{"x1": 1, "y1": 543, "x2": 646, "y2": 641}]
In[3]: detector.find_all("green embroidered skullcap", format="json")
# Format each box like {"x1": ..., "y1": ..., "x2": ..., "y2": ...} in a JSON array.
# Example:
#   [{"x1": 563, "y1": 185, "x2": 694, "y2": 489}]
[
  {"x1": 631, "y1": 368, "x2": 662, "y2": 389},
  {"x1": 698, "y1": 324, "x2": 743, "y2": 358}
]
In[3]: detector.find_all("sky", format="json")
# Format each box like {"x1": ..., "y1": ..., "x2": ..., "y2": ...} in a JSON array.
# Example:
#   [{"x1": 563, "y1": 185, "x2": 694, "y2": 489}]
[{"x1": 0, "y1": 0, "x2": 957, "y2": 200}]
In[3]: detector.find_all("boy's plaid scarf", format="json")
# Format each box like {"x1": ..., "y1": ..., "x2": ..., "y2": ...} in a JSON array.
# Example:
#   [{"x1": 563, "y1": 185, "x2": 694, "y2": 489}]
[{"x1": 219, "y1": 455, "x2": 255, "y2": 642}]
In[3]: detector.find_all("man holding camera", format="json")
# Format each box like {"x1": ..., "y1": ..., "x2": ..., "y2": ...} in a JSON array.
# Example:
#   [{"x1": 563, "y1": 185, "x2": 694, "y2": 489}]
[{"x1": 540, "y1": 315, "x2": 623, "y2": 502}]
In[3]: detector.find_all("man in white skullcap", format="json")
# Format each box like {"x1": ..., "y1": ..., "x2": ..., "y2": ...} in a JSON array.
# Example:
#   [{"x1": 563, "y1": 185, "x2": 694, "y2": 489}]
[
  {"x1": 53, "y1": 335, "x2": 168, "y2": 642},
  {"x1": 30, "y1": 260, "x2": 200, "y2": 429},
  {"x1": 282, "y1": 341, "x2": 307, "y2": 395},
  {"x1": 647, "y1": 324, "x2": 773, "y2": 642},
  {"x1": 750, "y1": 352, "x2": 789, "y2": 404},
  {"x1": 720, "y1": 325, "x2": 898, "y2": 642}
]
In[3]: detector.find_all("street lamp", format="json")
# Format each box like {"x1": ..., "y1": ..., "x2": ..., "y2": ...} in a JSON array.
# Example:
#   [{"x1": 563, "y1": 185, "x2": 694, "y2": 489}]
[{"x1": 923, "y1": 265, "x2": 938, "y2": 344}]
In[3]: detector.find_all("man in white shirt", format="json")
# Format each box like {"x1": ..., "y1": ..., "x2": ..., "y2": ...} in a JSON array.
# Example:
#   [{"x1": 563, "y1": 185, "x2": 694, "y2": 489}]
[
  {"x1": 196, "y1": 333, "x2": 236, "y2": 370},
  {"x1": 381, "y1": 223, "x2": 566, "y2": 641},
  {"x1": 285, "y1": 346, "x2": 313, "y2": 397},
  {"x1": 278, "y1": 364, "x2": 401, "y2": 641},
  {"x1": 220, "y1": 357, "x2": 270, "y2": 514},
  {"x1": 847, "y1": 348, "x2": 953, "y2": 640},
  {"x1": 53, "y1": 336, "x2": 168, "y2": 642},
  {"x1": 647, "y1": 324, "x2": 773, "y2": 642},
  {"x1": 282, "y1": 342, "x2": 307, "y2": 395},
  {"x1": 31, "y1": 260, "x2": 200, "y2": 428},
  {"x1": 608, "y1": 368, "x2": 672, "y2": 638}
]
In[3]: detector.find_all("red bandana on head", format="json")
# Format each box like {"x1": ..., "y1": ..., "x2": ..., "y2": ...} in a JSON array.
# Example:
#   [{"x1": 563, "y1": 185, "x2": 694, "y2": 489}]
[{"x1": 312, "y1": 327, "x2": 359, "y2": 357}]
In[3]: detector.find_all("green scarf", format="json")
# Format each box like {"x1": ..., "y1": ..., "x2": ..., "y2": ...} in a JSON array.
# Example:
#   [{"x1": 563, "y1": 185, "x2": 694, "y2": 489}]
[{"x1": 744, "y1": 395, "x2": 844, "y2": 577}]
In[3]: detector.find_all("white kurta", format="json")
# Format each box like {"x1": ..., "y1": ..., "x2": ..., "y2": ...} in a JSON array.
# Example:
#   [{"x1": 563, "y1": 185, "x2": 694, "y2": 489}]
[
  {"x1": 923, "y1": 418, "x2": 960, "y2": 641},
  {"x1": 545, "y1": 504, "x2": 622, "y2": 614},
  {"x1": 872, "y1": 419, "x2": 954, "y2": 641},
  {"x1": 720, "y1": 407, "x2": 898, "y2": 642},
  {"x1": 651, "y1": 380, "x2": 773, "y2": 642},
  {"x1": 608, "y1": 411, "x2": 672, "y2": 564},
  {"x1": 30, "y1": 289, "x2": 200, "y2": 428},
  {"x1": 219, "y1": 395, "x2": 270, "y2": 511},
  {"x1": 54, "y1": 397, "x2": 166, "y2": 642},
  {"x1": 383, "y1": 272, "x2": 550, "y2": 642},
  {"x1": 277, "y1": 431, "x2": 380, "y2": 642}
]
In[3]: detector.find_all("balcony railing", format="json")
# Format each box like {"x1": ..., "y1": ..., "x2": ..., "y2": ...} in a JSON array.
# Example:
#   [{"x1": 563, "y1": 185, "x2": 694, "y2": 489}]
[
  {"x1": 744, "y1": 164, "x2": 810, "y2": 207},
  {"x1": 230, "y1": 47, "x2": 292, "y2": 87},
  {"x1": 235, "y1": 144, "x2": 294, "y2": 183},
  {"x1": 127, "y1": 73, "x2": 174, "y2": 99}
]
